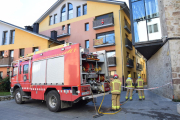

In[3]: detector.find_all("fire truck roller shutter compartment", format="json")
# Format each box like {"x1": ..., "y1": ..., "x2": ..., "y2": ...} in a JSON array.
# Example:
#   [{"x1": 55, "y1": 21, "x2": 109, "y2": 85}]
[
  {"x1": 47, "y1": 56, "x2": 64, "y2": 85},
  {"x1": 32, "y1": 60, "x2": 46, "y2": 84}
]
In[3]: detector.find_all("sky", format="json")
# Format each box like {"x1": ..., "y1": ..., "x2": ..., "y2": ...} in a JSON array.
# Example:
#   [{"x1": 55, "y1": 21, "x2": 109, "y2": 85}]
[{"x1": 0, "y1": 0, "x2": 129, "y2": 28}]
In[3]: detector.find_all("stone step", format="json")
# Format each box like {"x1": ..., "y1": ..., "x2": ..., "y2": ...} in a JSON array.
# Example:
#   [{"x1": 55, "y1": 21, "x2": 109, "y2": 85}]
[{"x1": 0, "y1": 96, "x2": 14, "y2": 101}]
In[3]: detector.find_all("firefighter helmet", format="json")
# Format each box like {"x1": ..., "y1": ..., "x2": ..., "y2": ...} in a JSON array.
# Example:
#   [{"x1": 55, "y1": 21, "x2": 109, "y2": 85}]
[
  {"x1": 113, "y1": 74, "x2": 118, "y2": 79},
  {"x1": 138, "y1": 74, "x2": 141, "y2": 78},
  {"x1": 128, "y1": 74, "x2": 131, "y2": 78}
]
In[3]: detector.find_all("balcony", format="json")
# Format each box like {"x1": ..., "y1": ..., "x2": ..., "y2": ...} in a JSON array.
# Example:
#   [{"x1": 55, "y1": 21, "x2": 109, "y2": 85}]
[
  {"x1": 124, "y1": 19, "x2": 131, "y2": 33},
  {"x1": 0, "y1": 57, "x2": 13, "y2": 67},
  {"x1": 57, "y1": 27, "x2": 70, "y2": 38},
  {"x1": 136, "y1": 63, "x2": 143, "y2": 71},
  {"x1": 126, "y1": 58, "x2": 134, "y2": 68},
  {"x1": 108, "y1": 57, "x2": 116, "y2": 67},
  {"x1": 93, "y1": 16, "x2": 114, "y2": 30},
  {"x1": 125, "y1": 38, "x2": 132, "y2": 50},
  {"x1": 93, "y1": 36, "x2": 115, "y2": 48}
]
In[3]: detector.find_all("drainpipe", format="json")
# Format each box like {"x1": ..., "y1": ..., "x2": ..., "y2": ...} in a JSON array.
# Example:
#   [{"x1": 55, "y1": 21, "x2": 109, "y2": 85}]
[{"x1": 119, "y1": 6, "x2": 126, "y2": 91}]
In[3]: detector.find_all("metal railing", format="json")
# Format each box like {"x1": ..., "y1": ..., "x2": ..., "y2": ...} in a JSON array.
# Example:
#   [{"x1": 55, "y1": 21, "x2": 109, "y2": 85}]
[
  {"x1": 57, "y1": 27, "x2": 71, "y2": 38},
  {"x1": 125, "y1": 38, "x2": 132, "y2": 50},
  {"x1": 136, "y1": 63, "x2": 143, "y2": 71},
  {"x1": 126, "y1": 58, "x2": 134, "y2": 68},
  {"x1": 108, "y1": 57, "x2": 116, "y2": 66},
  {"x1": 93, "y1": 16, "x2": 114, "y2": 29},
  {"x1": 124, "y1": 19, "x2": 131, "y2": 33},
  {"x1": 93, "y1": 35, "x2": 115, "y2": 47},
  {"x1": 0, "y1": 57, "x2": 13, "y2": 66}
]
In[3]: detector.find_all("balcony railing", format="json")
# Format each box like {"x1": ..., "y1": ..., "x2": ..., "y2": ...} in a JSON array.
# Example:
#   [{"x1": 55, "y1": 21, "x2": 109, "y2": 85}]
[
  {"x1": 57, "y1": 27, "x2": 71, "y2": 38},
  {"x1": 108, "y1": 57, "x2": 116, "y2": 67},
  {"x1": 136, "y1": 63, "x2": 143, "y2": 71},
  {"x1": 0, "y1": 57, "x2": 13, "y2": 67},
  {"x1": 93, "y1": 36, "x2": 115, "y2": 48},
  {"x1": 93, "y1": 16, "x2": 114, "y2": 30},
  {"x1": 124, "y1": 19, "x2": 131, "y2": 33},
  {"x1": 125, "y1": 38, "x2": 132, "y2": 50},
  {"x1": 126, "y1": 58, "x2": 134, "y2": 68}
]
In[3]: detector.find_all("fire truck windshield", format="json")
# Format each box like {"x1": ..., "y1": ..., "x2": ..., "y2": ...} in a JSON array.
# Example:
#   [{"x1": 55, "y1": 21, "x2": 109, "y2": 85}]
[{"x1": 13, "y1": 67, "x2": 18, "y2": 76}]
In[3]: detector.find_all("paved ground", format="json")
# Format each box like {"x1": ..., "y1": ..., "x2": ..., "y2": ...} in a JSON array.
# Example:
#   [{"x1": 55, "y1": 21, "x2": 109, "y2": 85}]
[{"x1": 0, "y1": 91, "x2": 179, "y2": 120}]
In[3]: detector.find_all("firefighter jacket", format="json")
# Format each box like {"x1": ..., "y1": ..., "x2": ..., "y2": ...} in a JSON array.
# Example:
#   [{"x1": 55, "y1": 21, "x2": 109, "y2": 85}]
[
  {"x1": 126, "y1": 78, "x2": 134, "y2": 88},
  {"x1": 110, "y1": 79, "x2": 122, "y2": 94},
  {"x1": 136, "y1": 78, "x2": 144, "y2": 88}
]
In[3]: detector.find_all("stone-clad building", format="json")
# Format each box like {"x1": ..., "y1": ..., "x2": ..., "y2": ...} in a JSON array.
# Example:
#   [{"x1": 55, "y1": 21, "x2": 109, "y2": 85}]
[{"x1": 129, "y1": 0, "x2": 180, "y2": 100}]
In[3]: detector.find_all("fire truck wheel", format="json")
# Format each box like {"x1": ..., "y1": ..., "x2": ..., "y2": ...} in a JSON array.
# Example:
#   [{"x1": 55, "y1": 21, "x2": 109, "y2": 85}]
[
  {"x1": 46, "y1": 90, "x2": 61, "y2": 112},
  {"x1": 15, "y1": 88, "x2": 24, "y2": 104}
]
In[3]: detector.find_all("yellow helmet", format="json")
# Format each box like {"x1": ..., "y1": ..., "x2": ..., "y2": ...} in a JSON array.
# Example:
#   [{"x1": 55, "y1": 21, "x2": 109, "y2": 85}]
[
  {"x1": 128, "y1": 74, "x2": 131, "y2": 78},
  {"x1": 138, "y1": 74, "x2": 141, "y2": 78}
]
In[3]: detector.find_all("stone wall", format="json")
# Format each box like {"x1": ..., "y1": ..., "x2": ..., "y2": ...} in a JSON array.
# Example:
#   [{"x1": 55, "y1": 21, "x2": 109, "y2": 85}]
[
  {"x1": 163, "y1": 0, "x2": 180, "y2": 37},
  {"x1": 147, "y1": 41, "x2": 173, "y2": 99},
  {"x1": 169, "y1": 40, "x2": 180, "y2": 99}
]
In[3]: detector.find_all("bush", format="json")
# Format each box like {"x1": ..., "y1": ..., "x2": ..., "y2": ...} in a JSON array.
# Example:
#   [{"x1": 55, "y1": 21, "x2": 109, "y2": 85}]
[{"x1": 0, "y1": 77, "x2": 10, "y2": 92}]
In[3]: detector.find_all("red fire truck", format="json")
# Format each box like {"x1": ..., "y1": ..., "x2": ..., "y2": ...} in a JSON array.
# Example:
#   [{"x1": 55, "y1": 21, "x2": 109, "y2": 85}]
[{"x1": 10, "y1": 43, "x2": 110, "y2": 112}]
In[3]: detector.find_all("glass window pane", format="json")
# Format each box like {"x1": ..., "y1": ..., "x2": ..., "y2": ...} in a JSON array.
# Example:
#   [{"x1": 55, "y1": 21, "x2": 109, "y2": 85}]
[
  {"x1": 147, "y1": 18, "x2": 162, "y2": 40},
  {"x1": 61, "y1": 6, "x2": 66, "y2": 21},
  {"x1": 77, "y1": 7, "x2": 81, "y2": 17},
  {"x1": 68, "y1": 3, "x2": 73, "y2": 10},
  {"x1": 85, "y1": 23, "x2": 89, "y2": 31},
  {"x1": 134, "y1": 21, "x2": 148, "y2": 42},
  {"x1": 132, "y1": 0, "x2": 145, "y2": 21},
  {"x1": 83, "y1": 4, "x2": 87, "y2": 15},
  {"x1": 145, "y1": 0, "x2": 159, "y2": 19},
  {"x1": 23, "y1": 65, "x2": 29, "y2": 74},
  {"x1": 107, "y1": 51, "x2": 116, "y2": 57},
  {"x1": 69, "y1": 10, "x2": 73, "y2": 19},
  {"x1": 85, "y1": 40, "x2": 89, "y2": 49}
]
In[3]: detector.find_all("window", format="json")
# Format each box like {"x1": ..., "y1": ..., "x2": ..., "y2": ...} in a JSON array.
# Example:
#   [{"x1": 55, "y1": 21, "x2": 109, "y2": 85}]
[
  {"x1": 33, "y1": 47, "x2": 39, "y2": 52},
  {"x1": 107, "y1": 51, "x2": 116, "y2": 58},
  {"x1": 9, "y1": 50, "x2": 14, "y2": 57},
  {"x1": 54, "y1": 14, "x2": 57, "y2": 24},
  {"x1": 131, "y1": 0, "x2": 162, "y2": 42},
  {"x1": 77, "y1": 6, "x2": 81, "y2": 17},
  {"x1": 19, "y1": 66, "x2": 21, "y2": 74},
  {"x1": 13, "y1": 67, "x2": 18, "y2": 76},
  {"x1": 10, "y1": 30, "x2": 15, "y2": 44},
  {"x1": 85, "y1": 23, "x2": 89, "y2": 31},
  {"x1": 62, "y1": 25, "x2": 65, "y2": 30},
  {"x1": 109, "y1": 71, "x2": 116, "y2": 78},
  {"x1": 83, "y1": 4, "x2": 87, "y2": 15},
  {"x1": 0, "y1": 51, "x2": 4, "y2": 57},
  {"x1": 68, "y1": 3, "x2": 73, "y2": 20},
  {"x1": 96, "y1": 31, "x2": 115, "y2": 44},
  {"x1": 3, "y1": 31, "x2": 8, "y2": 45},
  {"x1": 49, "y1": 16, "x2": 53, "y2": 25},
  {"x1": 126, "y1": 52, "x2": 129, "y2": 58},
  {"x1": 61, "y1": 5, "x2": 66, "y2": 22},
  {"x1": 68, "y1": 24, "x2": 71, "y2": 34},
  {"x1": 19, "y1": 49, "x2": 24, "y2": 57},
  {"x1": 0, "y1": 72, "x2": 3, "y2": 79},
  {"x1": 85, "y1": 40, "x2": 89, "y2": 49},
  {"x1": 23, "y1": 64, "x2": 29, "y2": 74}
]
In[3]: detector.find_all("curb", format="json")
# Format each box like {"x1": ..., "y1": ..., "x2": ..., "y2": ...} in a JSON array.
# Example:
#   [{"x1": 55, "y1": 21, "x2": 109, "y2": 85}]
[
  {"x1": 178, "y1": 103, "x2": 180, "y2": 114},
  {"x1": 0, "y1": 95, "x2": 14, "y2": 101}
]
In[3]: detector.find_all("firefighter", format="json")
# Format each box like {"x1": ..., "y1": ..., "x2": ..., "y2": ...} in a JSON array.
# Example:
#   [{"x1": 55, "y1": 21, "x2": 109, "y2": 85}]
[
  {"x1": 136, "y1": 74, "x2": 145, "y2": 100},
  {"x1": 110, "y1": 74, "x2": 122, "y2": 111},
  {"x1": 125, "y1": 74, "x2": 134, "y2": 101}
]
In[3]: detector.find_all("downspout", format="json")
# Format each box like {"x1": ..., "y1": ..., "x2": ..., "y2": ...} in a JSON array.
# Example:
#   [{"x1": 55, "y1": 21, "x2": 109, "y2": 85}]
[{"x1": 119, "y1": 6, "x2": 126, "y2": 91}]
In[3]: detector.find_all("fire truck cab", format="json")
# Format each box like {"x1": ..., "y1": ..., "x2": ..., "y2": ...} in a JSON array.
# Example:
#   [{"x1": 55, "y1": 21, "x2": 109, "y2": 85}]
[{"x1": 10, "y1": 43, "x2": 110, "y2": 112}]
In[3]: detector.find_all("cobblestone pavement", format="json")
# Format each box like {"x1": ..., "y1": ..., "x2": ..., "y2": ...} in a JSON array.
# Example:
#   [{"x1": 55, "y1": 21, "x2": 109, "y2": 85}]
[{"x1": 0, "y1": 91, "x2": 179, "y2": 120}]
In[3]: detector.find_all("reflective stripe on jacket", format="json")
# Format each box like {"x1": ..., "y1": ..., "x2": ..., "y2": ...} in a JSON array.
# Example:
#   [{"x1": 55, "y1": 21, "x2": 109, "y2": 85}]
[
  {"x1": 126, "y1": 78, "x2": 134, "y2": 88},
  {"x1": 136, "y1": 78, "x2": 144, "y2": 88},
  {"x1": 110, "y1": 79, "x2": 122, "y2": 94}
]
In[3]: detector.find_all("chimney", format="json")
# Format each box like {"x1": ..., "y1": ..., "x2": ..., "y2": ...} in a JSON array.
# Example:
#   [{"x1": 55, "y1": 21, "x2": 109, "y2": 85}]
[
  {"x1": 33, "y1": 23, "x2": 39, "y2": 33},
  {"x1": 25, "y1": 26, "x2": 33, "y2": 31},
  {"x1": 51, "y1": 31, "x2": 57, "y2": 40}
]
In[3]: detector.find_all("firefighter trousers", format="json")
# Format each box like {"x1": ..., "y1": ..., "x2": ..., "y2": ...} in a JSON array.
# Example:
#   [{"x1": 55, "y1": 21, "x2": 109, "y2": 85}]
[
  {"x1": 112, "y1": 94, "x2": 120, "y2": 110},
  {"x1": 125, "y1": 88, "x2": 133, "y2": 100},
  {"x1": 138, "y1": 89, "x2": 145, "y2": 99}
]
